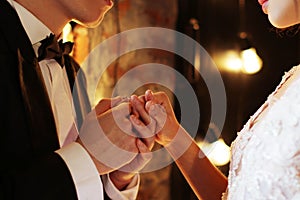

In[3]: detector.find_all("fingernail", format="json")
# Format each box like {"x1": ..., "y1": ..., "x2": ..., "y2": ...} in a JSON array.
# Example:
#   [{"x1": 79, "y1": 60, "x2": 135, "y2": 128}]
[
  {"x1": 145, "y1": 90, "x2": 153, "y2": 101},
  {"x1": 130, "y1": 95, "x2": 136, "y2": 102},
  {"x1": 146, "y1": 90, "x2": 152, "y2": 95}
]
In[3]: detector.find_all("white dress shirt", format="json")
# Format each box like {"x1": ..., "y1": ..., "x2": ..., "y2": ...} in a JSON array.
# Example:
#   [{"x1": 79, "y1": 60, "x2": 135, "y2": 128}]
[{"x1": 8, "y1": 1, "x2": 139, "y2": 199}]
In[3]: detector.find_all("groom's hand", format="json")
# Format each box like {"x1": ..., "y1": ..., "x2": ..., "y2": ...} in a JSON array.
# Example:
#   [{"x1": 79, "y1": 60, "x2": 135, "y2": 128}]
[
  {"x1": 78, "y1": 97, "x2": 139, "y2": 175},
  {"x1": 107, "y1": 96, "x2": 155, "y2": 190}
]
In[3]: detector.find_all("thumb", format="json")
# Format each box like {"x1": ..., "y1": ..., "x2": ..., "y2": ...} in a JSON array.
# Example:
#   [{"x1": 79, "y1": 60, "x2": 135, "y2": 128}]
[{"x1": 119, "y1": 139, "x2": 152, "y2": 173}]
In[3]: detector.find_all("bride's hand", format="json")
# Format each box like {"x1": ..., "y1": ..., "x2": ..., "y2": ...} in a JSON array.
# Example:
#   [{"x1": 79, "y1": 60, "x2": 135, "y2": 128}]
[{"x1": 143, "y1": 90, "x2": 181, "y2": 146}]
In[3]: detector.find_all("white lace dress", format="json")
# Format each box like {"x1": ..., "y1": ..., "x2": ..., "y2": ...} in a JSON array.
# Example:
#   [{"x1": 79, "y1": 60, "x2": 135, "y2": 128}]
[{"x1": 223, "y1": 65, "x2": 300, "y2": 200}]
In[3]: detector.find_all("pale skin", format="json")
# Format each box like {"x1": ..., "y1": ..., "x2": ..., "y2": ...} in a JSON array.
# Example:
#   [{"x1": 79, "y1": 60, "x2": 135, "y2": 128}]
[
  {"x1": 266, "y1": 0, "x2": 300, "y2": 28},
  {"x1": 15, "y1": 0, "x2": 154, "y2": 190},
  {"x1": 132, "y1": 1, "x2": 300, "y2": 199}
]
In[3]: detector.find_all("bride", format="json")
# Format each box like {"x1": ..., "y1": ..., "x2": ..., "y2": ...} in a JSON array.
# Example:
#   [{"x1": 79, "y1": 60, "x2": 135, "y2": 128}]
[{"x1": 132, "y1": 0, "x2": 300, "y2": 199}]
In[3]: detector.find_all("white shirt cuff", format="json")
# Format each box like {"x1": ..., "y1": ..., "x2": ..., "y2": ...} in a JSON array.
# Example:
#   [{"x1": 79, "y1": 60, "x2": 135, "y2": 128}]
[
  {"x1": 102, "y1": 173, "x2": 140, "y2": 200},
  {"x1": 55, "y1": 142, "x2": 104, "y2": 200}
]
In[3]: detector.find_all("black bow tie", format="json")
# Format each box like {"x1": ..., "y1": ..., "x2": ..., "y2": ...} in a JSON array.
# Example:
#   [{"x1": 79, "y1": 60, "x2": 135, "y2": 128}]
[{"x1": 37, "y1": 34, "x2": 74, "y2": 67}]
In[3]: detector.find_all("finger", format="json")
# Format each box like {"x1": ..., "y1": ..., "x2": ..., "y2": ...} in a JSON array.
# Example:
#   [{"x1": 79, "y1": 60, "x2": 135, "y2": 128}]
[
  {"x1": 141, "y1": 136, "x2": 155, "y2": 151},
  {"x1": 145, "y1": 90, "x2": 154, "y2": 101},
  {"x1": 95, "y1": 96, "x2": 122, "y2": 115},
  {"x1": 148, "y1": 104, "x2": 167, "y2": 134},
  {"x1": 135, "y1": 95, "x2": 146, "y2": 116},
  {"x1": 131, "y1": 95, "x2": 151, "y2": 125},
  {"x1": 138, "y1": 95, "x2": 146, "y2": 104},
  {"x1": 135, "y1": 139, "x2": 153, "y2": 168},
  {"x1": 130, "y1": 115, "x2": 155, "y2": 149},
  {"x1": 130, "y1": 115, "x2": 154, "y2": 138},
  {"x1": 130, "y1": 96, "x2": 140, "y2": 118},
  {"x1": 119, "y1": 117, "x2": 134, "y2": 136},
  {"x1": 145, "y1": 92, "x2": 171, "y2": 113},
  {"x1": 107, "y1": 103, "x2": 134, "y2": 137},
  {"x1": 115, "y1": 96, "x2": 131, "y2": 106},
  {"x1": 136, "y1": 139, "x2": 151, "y2": 154},
  {"x1": 111, "y1": 102, "x2": 132, "y2": 118},
  {"x1": 119, "y1": 139, "x2": 152, "y2": 173}
]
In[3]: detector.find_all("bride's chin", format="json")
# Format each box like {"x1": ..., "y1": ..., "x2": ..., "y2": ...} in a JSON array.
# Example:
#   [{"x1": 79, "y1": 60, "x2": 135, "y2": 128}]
[{"x1": 268, "y1": 14, "x2": 298, "y2": 29}]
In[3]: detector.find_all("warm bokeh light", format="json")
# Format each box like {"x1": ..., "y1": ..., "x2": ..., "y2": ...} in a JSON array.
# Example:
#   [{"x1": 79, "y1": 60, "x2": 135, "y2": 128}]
[
  {"x1": 216, "y1": 50, "x2": 243, "y2": 73},
  {"x1": 197, "y1": 138, "x2": 231, "y2": 166},
  {"x1": 224, "y1": 51, "x2": 243, "y2": 72},
  {"x1": 216, "y1": 48, "x2": 263, "y2": 74},
  {"x1": 241, "y1": 47, "x2": 263, "y2": 74}
]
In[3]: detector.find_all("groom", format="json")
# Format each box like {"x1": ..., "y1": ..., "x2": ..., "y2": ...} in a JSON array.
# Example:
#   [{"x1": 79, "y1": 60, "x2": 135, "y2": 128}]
[{"x1": 0, "y1": 0, "x2": 154, "y2": 199}]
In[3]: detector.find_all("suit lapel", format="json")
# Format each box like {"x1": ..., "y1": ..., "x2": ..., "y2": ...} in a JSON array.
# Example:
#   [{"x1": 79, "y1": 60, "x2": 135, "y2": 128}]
[{"x1": 0, "y1": 0, "x2": 59, "y2": 153}]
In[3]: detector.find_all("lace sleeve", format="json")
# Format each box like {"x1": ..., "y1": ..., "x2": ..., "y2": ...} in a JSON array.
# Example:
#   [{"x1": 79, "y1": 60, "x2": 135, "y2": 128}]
[{"x1": 226, "y1": 65, "x2": 300, "y2": 199}]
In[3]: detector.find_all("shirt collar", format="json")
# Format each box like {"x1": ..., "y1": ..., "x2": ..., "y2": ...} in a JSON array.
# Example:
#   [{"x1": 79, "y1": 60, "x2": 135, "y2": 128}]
[{"x1": 7, "y1": 0, "x2": 52, "y2": 45}]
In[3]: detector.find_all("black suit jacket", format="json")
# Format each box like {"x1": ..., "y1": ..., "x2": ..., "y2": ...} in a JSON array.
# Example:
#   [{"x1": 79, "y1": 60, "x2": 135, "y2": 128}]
[{"x1": 0, "y1": 1, "x2": 92, "y2": 199}]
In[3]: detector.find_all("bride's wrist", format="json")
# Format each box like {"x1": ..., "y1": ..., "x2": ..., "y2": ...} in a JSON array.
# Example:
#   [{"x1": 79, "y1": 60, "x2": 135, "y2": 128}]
[{"x1": 164, "y1": 126, "x2": 194, "y2": 158}]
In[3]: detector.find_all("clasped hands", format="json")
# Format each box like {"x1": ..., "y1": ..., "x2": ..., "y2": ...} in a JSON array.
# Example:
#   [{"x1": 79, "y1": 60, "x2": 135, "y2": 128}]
[{"x1": 78, "y1": 90, "x2": 180, "y2": 189}]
